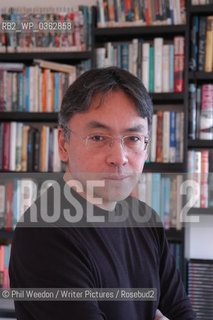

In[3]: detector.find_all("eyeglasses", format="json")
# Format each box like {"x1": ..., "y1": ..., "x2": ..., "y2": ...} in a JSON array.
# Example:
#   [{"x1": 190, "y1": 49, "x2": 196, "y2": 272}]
[{"x1": 63, "y1": 127, "x2": 149, "y2": 153}]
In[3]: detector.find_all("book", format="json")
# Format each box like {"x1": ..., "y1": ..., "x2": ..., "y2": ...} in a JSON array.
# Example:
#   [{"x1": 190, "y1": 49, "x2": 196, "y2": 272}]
[
  {"x1": 188, "y1": 83, "x2": 197, "y2": 140},
  {"x1": 174, "y1": 36, "x2": 184, "y2": 92},
  {"x1": 200, "y1": 150, "x2": 209, "y2": 208},
  {"x1": 142, "y1": 42, "x2": 150, "y2": 91},
  {"x1": 200, "y1": 84, "x2": 213, "y2": 139},
  {"x1": 154, "y1": 37, "x2": 163, "y2": 93},
  {"x1": 162, "y1": 44, "x2": 170, "y2": 92},
  {"x1": 205, "y1": 16, "x2": 213, "y2": 72},
  {"x1": 189, "y1": 16, "x2": 199, "y2": 71},
  {"x1": 198, "y1": 16, "x2": 207, "y2": 72},
  {"x1": 156, "y1": 111, "x2": 163, "y2": 162}
]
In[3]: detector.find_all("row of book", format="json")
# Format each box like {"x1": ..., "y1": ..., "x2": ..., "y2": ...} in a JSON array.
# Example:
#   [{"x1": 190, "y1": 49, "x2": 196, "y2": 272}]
[
  {"x1": 97, "y1": 0, "x2": 186, "y2": 27},
  {"x1": 132, "y1": 173, "x2": 183, "y2": 230},
  {"x1": 188, "y1": 260, "x2": 213, "y2": 320},
  {"x1": 188, "y1": 150, "x2": 213, "y2": 208},
  {"x1": 96, "y1": 36, "x2": 185, "y2": 93},
  {"x1": 190, "y1": 15, "x2": 213, "y2": 72},
  {"x1": 0, "y1": 179, "x2": 39, "y2": 230},
  {"x1": 188, "y1": 83, "x2": 213, "y2": 140},
  {"x1": 0, "y1": 6, "x2": 92, "y2": 52},
  {"x1": 169, "y1": 242, "x2": 183, "y2": 274},
  {"x1": 0, "y1": 245, "x2": 10, "y2": 289},
  {"x1": 0, "y1": 59, "x2": 91, "y2": 112},
  {"x1": 149, "y1": 111, "x2": 184, "y2": 163},
  {"x1": 0, "y1": 123, "x2": 63, "y2": 173}
]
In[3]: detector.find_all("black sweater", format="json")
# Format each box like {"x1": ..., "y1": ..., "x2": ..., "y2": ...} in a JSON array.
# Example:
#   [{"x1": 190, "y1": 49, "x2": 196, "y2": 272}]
[{"x1": 9, "y1": 179, "x2": 196, "y2": 320}]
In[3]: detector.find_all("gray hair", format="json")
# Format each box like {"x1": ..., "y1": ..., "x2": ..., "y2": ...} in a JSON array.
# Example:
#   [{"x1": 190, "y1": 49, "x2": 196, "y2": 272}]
[{"x1": 58, "y1": 67, "x2": 153, "y2": 141}]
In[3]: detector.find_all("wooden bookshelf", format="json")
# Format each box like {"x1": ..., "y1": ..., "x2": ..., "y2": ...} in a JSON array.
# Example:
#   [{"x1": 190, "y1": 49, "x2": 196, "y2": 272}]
[
  {"x1": 0, "y1": 112, "x2": 58, "y2": 122},
  {"x1": 190, "y1": 4, "x2": 213, "y2": 15},
  {"x1": 0, "y1": 52, "x2": 92, "y2": 62},
  {"x1": 188, "y1": 71, "x2": 213, "y2": 81},
  {"x1": 188, "y1": 139, "x2": 213, "y2": 148}
]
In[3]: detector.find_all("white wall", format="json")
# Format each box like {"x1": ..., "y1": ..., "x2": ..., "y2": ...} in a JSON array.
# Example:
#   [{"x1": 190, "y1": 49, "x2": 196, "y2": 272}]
[{"x1": 185, "y1": 214, "x2": 213, "y2": 260}]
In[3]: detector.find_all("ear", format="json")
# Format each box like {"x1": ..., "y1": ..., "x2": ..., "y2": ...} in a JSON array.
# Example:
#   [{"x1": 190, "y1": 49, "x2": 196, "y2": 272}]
[{"x1": 58, "y1": 127, "x2": 69, "y2": 162}]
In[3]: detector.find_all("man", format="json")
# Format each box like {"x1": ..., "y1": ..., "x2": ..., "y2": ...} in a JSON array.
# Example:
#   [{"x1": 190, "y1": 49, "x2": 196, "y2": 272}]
[{"x1": 9, "y1": 67, "x2": 196, "y2": 319}]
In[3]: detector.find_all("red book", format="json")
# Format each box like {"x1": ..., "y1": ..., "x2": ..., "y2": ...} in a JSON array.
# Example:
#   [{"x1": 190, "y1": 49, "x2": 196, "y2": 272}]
[
  {"x1": 6, "y1": 182, "x2": 13, "y2": 231},
  {"x1": 200, "y1": 150, "x2": 209, "y2": 208},
  {"x1": 174, "y1": 36, "x2": 185, "y2": 92},
  {"x1": 2, "y1": 122, "x2": 10, "y2": 171},
  {"x1": 156, "y1": 111, "x2": 163, "y2": 162}
]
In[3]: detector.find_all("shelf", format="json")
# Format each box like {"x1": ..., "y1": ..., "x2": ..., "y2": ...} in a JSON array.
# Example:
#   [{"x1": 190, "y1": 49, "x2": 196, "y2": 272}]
[
  {"x1": 144, "y1": 162, "x2": 186, "y2": 173},
  {"x1": 0, "y1": 112, "x2": 58, "y2": 122},
  {"x1": 190, "y1": 4, "x2": 213, "y2": 15},
  {"x1": 165, "y1": 229, "x2": 184, "y2": 241},
  {"x1": 188, "y1": 139, "x2": 213, "y2": 148},
  {"x1": 150, "y1": 92, "x2": 184, "y2": 103},
  {"x1": 0, "y1": 230, "x2": 14, "y2": 240},
  {"x1": 188, "y1": 207, "x2": 213, "y2": 215},
  {"x1": 0, "y1": 51, "x2": 92, "y2": 62},
  {"x1": 94, "y1": 25, "x2": 186, "y2": 40},
  {"x1": 0, "y1": 309, "x2": 16, "y2": 318},
  {"x1": 188, "y1": 71, "x2": 213, "y2": 81}
]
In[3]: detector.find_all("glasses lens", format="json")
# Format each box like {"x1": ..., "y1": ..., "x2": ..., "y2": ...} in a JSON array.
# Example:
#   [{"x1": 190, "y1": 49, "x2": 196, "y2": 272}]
[
  {"x1": 124, "y1": 136, "x2": 144, "y2": 152},
  {"x1": 86, "y1": 135, "x2": 112, "y2": 149}
]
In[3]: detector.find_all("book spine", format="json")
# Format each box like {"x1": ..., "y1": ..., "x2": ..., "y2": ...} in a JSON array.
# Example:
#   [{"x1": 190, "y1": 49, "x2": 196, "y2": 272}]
[
  {"x1": 169, "y1": 111, "x2": 176, "y2": 163},
  {"x1": 9, "y1": 122, "x2": 17, "y2": 171},
  {"x1": 169, "y1": 44, "x2": 174, "y2": 92},
  {"x1": 189, "y1": 16, "x2": 199, "y2": 71},
  {"x1": 200, "y1": 150, "x2": 209, "y2": 208},
  {"x1": 142, "y1": 42, "x2": 150, "y2": 91},
  {"x1": 194, "y1": 151, "x2": 201, "y2": 208},
  {"x1": 174, "y1": 36, "x2": 184, "y2": 92},
  {"x1": 205, "y1": 16, "x2": 213, "y2": 72},
  {"x1": 188, "y1": 83, "x2": 197, "y2": 140},
  {"x1": 150, "y1": 113, "x2": 157, "y2": 162},
  {"x1": 198, "y1": 16, "x2": 207, "y2": 72},
  {"x1": 149, "y1": 45, "x2": 154, "y2": 92},
  {"x1": 163, "y1": 111, "x2": 170, "y2": 163},
  {"x1": 162, "y1": 44, "x2": 170, "y2": 92},
  {"x1": 164, "y1": 177, "x2": 171, "y2": 229},
  {"x1": 152, "y1": 173, "x2": 161, "y2": 215},
  {"x1": 154, "y1": 37, "x2": 163, "y2": 92},
  {"x1": 156, "y1": 111, "x2": 163, "y2": 162},
  {"x1": 3, "y1": 122, "x2": 10, "y2": 171},
  {"x1": 121, "y1": 43, "x2": 129, "y2": 70},
  {"x1": 6, "y1": 182, "x2": 13, "y2": 231}
]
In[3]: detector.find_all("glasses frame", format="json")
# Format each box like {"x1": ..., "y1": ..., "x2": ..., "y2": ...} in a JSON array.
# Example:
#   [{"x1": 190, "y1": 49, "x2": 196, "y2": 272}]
[{"x1": 63, "y1": 127, "x2": 150, "y2": 152}]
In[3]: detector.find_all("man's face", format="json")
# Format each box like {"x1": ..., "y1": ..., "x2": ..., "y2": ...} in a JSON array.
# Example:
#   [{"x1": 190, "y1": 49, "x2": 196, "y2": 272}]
[{"x1": 59, "y1": 89, "x2": 149, "y2": 206}]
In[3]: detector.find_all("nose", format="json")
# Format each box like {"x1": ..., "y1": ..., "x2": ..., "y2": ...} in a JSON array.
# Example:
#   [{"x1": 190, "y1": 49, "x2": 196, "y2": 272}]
[{"x1": 105, "y1": 139, "x2": 128, "y2": 167}]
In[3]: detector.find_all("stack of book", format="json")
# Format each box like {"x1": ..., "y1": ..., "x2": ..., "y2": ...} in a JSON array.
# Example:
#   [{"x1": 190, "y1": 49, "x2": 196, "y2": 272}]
[
  {"x1": 188, "y1": 83, "x2": 213, "y2": 140},
  {"x1": 150, "y1": 111, "x2": 184, "y2": 163},
  {"x1": 0, "y1": 122, "x2": 62, "y2": 172},
  {"x1": 131, "y1": 173, "x2": 183, "y2": 230},
  {"x1": 188, "y1": 259, "x2": 213, "y2": 320},
  {"x1": 96, "y1": 36, "x2": 185, "y2": 93},
  {"x1": 0, "y1": 245, "x2": 10, "y2": 289},
  {"x1": 0, "y1": 6, "x2": 92, "y2": 52},
  {"x1": 190, "y1": 15, "x2": 213, "y2": 72},
  {"x1": 0, "y1": 60, "x2": 91, "y2": 112},
  {"x1": 97, "y1": 0, "x2": 186, "y2": 27},
  {"x1": 187, "y1": 150, "x2": 213, "y2": 208}
]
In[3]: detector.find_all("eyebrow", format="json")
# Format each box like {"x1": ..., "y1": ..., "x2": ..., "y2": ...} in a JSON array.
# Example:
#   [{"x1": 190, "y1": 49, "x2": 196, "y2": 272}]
[{"x1": 85, "y1": 121, "x2": 145, "y2": 133}]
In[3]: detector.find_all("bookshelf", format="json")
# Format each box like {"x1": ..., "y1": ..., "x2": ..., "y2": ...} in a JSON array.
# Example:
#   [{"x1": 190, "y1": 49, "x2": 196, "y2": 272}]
[{"x1": 0, "y1": 2, "x2": 207, "y2": 317}]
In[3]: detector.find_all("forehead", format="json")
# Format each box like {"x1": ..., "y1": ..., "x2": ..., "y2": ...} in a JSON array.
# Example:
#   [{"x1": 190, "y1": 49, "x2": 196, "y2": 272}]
[{"x1": 69, "y1": 89, "x2": 148, "y2": 133}]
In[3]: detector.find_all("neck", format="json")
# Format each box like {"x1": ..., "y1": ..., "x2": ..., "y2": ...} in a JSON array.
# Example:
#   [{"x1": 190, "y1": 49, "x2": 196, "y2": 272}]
[{"x1": 63, "y1": 172, "x2": 117, "y2": 212}]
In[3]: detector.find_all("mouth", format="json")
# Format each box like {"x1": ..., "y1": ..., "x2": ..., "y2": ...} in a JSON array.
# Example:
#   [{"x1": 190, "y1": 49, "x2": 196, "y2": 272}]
[{"x1": 103, "y1": 176, "x2": 130, "y2": 181}]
